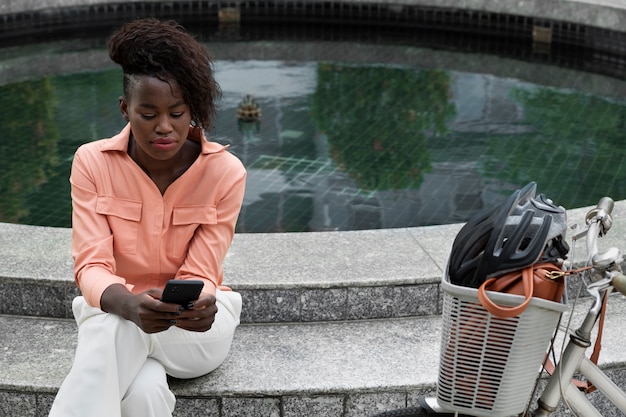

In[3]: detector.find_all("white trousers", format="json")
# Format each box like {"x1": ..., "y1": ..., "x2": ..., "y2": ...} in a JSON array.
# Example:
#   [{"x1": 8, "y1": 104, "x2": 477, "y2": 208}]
[{"x1": 49, "y1": 290, "x2": 242, "y2": 417}]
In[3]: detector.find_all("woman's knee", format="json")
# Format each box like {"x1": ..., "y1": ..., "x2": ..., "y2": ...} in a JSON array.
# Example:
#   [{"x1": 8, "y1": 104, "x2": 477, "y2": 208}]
[{"x1": 121, "y1": 359, "x2": 175, "y2": 417}]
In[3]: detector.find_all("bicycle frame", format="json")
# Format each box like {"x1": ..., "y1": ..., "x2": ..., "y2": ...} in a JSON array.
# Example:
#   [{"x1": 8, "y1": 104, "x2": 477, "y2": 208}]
[
  {"x1": 533, "y1": 198, "x2": 626, "y2": 416},
  {"x1": 533, "y1": 279, "x2": 626, "y2": 416}
]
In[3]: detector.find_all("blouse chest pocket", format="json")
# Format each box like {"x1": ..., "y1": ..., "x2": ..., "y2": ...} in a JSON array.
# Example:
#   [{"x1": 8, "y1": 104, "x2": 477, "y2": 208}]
[
  {"x1": 96, "y1": 196, "x2": 142, "y2": 254},
  {"x1": 171, "y1": 205, "x2": 217, "y2": 258}
]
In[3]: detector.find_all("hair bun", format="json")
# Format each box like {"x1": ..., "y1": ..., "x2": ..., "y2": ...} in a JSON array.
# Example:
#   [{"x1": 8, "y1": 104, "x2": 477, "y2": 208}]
[{"x1": 107, "y1": 18, "x2": 220, "y2": 130}]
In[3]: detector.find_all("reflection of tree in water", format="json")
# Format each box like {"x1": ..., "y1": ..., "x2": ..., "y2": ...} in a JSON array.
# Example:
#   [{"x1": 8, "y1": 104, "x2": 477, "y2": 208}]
[
  {"x1": 311, "y1": 63, "x2": 455, "y2": 191},
  {"x1": 480, "y1": 88, "x2": 626, "y2": 208},
  {"x1": 0, "y1": 78, "x2": 59, "y2": 223}
]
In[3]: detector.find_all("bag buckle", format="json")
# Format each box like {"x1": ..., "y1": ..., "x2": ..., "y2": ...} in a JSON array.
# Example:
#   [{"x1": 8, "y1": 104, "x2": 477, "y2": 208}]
[
  {"x1": 545, "y1": 265, "x2": 593, "y2": 280},
  {"x1": 545, "y1": 270, "x2": 565, "y2": 280}
]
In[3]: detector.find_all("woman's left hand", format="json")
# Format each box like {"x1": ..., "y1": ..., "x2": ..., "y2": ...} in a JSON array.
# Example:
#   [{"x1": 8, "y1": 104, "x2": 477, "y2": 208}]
[{"x1": 173, "y1": 293, "x2": 218, "y2": 332}]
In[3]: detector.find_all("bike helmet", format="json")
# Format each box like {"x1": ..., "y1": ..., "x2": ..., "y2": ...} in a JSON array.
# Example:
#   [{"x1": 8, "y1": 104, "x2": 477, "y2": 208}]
[{"x1": 448, "y1": 182, "x2": 569, "y2": 288}]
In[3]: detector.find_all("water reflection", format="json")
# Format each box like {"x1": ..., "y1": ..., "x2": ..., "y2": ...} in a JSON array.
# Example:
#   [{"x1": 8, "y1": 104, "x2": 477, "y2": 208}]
[
  {"x1": 486, "y1": 88, "x2": 626, "y2": 208},
  {"x1": 1, "y1": 51, "x2": 626, "y2": 232},
  {"x1": 0, "y1": 78, "x2": 60, "y2": 224},
  {"x1": 311, "y1": 63, "x2": 455, "y2": 191}
]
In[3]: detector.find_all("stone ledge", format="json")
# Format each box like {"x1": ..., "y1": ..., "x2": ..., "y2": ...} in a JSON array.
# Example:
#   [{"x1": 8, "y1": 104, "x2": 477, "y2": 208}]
[
  {"x1": 0, "y1": 222, "x2": 457, "y2": 322},
  {"x1": 3, "y1": 295, "x2": 626, "y2": 416},
  {"x1": 0, "y1": 314, "x2": 440, "y2": 416},
  {"x1": 2, "y1": 201, "x2": 626, "y2": 322},
  {"x1": 0, "y1": 223, "x2": 456, "y2": 287},
  {"x1": 2, "y1": 203, "x2": 625, "y2": 292}
]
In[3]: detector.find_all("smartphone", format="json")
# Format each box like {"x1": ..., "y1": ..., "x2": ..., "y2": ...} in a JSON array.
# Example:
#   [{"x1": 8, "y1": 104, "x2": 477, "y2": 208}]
[{"x1": 161, "y1": 279, "x2": 204, "y2": 307}]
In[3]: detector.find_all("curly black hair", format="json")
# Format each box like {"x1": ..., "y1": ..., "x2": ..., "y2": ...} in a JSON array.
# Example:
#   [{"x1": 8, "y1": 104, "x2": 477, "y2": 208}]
[{"x1": 108, "y1": 18, "x2": 221, "y2": 131}]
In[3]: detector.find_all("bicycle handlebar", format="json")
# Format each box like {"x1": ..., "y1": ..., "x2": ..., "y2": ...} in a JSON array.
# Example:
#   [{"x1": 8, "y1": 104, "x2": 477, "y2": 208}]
[
  {"x1": 584, "y1": 197, "x2": 614, "y2": 260},
  {"x1": 571, "y1": 197, "x2": 623, "y2": 339},
  {"x1": 586, "y1": 196, "x2": 614, "y2": 235},
  {"x1": 595, "y1": 196, "x2": 614, "y2": 218},
  {"x1": 582, "y1": 197, "x2": 626, "y2": 296}
]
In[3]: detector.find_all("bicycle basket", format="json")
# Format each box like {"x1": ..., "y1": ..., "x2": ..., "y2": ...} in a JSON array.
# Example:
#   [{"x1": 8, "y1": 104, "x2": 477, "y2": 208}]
[{"x1": 436, "y1": 270, "x2": 567, "y2": 417}]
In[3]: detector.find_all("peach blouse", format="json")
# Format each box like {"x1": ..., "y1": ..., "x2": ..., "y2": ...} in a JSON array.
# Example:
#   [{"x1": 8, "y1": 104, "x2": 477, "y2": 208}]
[{"x1": 70, "y1": 124, "x2": 246, "y2": 308}]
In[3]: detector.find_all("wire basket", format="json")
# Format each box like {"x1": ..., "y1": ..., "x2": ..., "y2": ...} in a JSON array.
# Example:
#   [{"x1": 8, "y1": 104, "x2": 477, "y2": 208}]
[{"x1": 436, "y1": 273, "x2": 568, "y2": 417}]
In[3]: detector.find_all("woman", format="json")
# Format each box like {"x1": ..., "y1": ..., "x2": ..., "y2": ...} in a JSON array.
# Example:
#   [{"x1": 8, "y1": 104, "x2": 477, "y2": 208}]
[{"x1": 49, "y1": 18, "x2": 246, "y2": 417}]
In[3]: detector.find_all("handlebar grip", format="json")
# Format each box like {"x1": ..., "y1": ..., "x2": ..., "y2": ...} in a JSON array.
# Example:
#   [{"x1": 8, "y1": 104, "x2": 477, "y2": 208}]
[
  {"x1": 613, "y1": 273, "x2": 626, "y2": 296},
  {"x1": 597, "y1": 197, "x2": 614, "y2": 216},
  {"x1": 586, "y1": 197, "x2": 614, "y2": 232}
]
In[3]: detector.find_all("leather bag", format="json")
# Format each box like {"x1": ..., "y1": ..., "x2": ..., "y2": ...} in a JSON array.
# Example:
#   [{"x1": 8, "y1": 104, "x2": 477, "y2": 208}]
[{"x1": 477, "y1": 262, "x2": 565, "y2": 318}]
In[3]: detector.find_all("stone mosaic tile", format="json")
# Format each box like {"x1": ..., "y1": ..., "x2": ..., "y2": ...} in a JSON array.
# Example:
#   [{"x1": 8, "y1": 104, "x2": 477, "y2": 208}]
[
  {"x1": 346, "y1": 286, "x2": 395, "y2": 319},
  {"x1": 406, "y1": 387, "x2": 437, "y2": 408},
  {"x1": 173, "y1": 397, "x2": 220, "y2": 417},
  {"x1": 35, "y1": 393, "x2": 55, "y2": 417},
  {"x1": 0, "y1": 282, "x2": 23, "y2": 315},
  {"x1": 283, "y1": 395, "x2": 344, "y2": 417},
  {"x1": 0, "y1": 280, "x2": 79, "y2": 319},
  {"x1": 392, "y1": 284, "x2": 440, "y2": 317},
  {"x1": 64, "y1": 286, "x2": 82, "y2": 318},
  {"x1": 300, "y1": 288, "x2": 347, "y2": 321},
  {"x1": 345, "y1": 392, "x2": 407, "y2": 417},
  {"x1": 0, "y1": 391, "x2": 36, "y2": 417},
  {"x1": 252, "y1": 289, "x2": 300, "y2": 322},
  {"x1": 20, "y1": 283, "x2": 68, "y2": 318},
  {"x1": 222, "y1": 397, "x2": 280, "y2": 417}
]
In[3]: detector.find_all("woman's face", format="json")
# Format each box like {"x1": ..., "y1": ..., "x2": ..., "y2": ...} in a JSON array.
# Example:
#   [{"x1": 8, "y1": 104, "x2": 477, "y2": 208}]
[{"x1": 120, "y1": 75, "x2": 192, "y2": 162}]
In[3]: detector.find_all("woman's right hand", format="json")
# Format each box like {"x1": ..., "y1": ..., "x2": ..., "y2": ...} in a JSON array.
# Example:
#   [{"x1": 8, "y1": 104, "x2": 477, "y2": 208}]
[{"x1": 100, "y1": 284, "x2": 183, "y2": 333}]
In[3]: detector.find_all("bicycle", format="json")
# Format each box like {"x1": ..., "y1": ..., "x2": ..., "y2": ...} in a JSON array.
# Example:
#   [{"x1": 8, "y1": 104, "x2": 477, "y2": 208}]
[{"x1": 372, "y1": 189, "x2": 626, "y2": 417}]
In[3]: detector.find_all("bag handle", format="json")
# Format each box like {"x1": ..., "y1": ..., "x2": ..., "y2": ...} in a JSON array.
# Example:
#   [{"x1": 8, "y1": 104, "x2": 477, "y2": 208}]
[
  {"x1": 477, "y1": 265, "x2": 535, "y2": 318},
  {"x1": 478, "y1": 263, "x2": 589, "y2": 319}
]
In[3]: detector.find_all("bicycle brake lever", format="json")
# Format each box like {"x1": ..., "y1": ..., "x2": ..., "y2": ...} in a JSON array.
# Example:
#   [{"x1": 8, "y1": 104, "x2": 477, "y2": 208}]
[
  {"x1": 592, "y1": 247, "x2": 623, "y2": 270},
  {"x1": 587, "y1": 277, "x2": 613, "y2": 294},
  {"x1": 570, "y1": 223, "x2": 587, "y2": 242}
]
